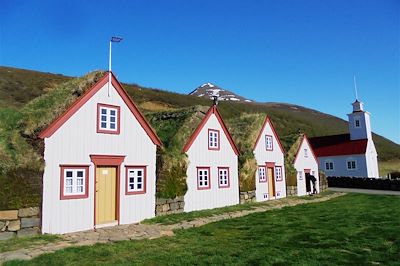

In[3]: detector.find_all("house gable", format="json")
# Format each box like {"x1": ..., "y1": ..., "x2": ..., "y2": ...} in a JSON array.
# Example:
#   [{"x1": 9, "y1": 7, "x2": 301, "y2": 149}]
[
  {"x1": 253, "y1": 116, "x2": 285, "y2": 154},
  {"x1": 39, "y1": 72, "x2": 161, "y2": 146},
  {"x1": 293, "y1": 135, "x2": 319, "y2": 165},
  {"x1": 183, "y1": 105, "x2": 239, "y2": 155}
]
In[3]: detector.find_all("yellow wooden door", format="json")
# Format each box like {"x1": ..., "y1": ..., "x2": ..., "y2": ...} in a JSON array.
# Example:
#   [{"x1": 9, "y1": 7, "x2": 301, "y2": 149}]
[
  {"x1": 96, "y1": 167, "x2": 117, "y2": 225},
  {"x1": 267, "y1": 167, "x2": 275, "y2": 198}
]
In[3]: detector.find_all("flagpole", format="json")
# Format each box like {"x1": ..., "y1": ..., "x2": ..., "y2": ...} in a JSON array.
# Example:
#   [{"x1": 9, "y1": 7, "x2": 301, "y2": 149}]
[{"x1": 108, "y1": 40, "x2": 112, "y2": 97}]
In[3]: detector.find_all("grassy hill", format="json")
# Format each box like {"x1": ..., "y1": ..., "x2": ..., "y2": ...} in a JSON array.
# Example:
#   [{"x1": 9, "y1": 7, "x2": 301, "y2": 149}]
[{"x1": 0, "y1": 67, "x2": 399, "y2": 209}]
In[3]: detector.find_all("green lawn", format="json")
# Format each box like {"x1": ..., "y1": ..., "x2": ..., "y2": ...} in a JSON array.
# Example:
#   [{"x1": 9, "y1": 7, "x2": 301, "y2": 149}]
[{"x1": 5, "y1": 193, "x2": 400, "y2": 265}]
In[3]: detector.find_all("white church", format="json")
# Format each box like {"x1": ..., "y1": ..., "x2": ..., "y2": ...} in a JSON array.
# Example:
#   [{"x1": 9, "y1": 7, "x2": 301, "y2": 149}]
[{"x1": 309, "y1": 99, "x2": 379, "y2": 178}]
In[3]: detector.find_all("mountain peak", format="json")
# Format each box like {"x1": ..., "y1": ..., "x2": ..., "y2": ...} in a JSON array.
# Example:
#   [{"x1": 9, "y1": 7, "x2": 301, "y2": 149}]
[{"x1": 189, "y1": 83, "x2": 253, "y2": 103}]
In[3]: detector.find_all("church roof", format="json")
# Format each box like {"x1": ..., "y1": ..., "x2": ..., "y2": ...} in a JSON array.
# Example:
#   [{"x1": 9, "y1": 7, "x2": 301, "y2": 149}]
[{"x1": 308, "y1": 134, "x2": 367, "y2": 157}]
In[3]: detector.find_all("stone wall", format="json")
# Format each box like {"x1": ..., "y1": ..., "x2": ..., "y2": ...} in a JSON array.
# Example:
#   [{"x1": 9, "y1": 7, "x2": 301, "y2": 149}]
[
  {"x1": 319, "y1": 175, "x2": 328, "y2": 192},
  {"x1": 155, "y1": 196, "x2": 185, "y2": 216},
  {"x1": 0, "y1": 207, "x2": 41, "y2": 240},
  {"x1": 239, "y1": 190, "x2": 256, "y2": 204},
  {"x1": 286, "y1": 185, "x2": 297, "y2": 196}
]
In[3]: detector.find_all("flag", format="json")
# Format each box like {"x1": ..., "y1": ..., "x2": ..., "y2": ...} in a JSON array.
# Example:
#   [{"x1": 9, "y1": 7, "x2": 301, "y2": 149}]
[{"x1": 111, "y1": 36, "x2": 123, "y2": 42}]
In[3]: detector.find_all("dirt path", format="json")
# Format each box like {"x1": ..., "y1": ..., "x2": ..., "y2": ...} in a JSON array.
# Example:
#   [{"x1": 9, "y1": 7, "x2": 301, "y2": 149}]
[{"x1": 0, "y1": 192, "x2": 345, "y2": 263}]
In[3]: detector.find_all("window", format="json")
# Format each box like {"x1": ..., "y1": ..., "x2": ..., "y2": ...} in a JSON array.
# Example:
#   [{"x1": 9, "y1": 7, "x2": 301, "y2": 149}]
[
  {"x1": 275, "y1": 166, "x2": 283, "y2": 181},
  {"x1": 354, "y1": 118, "x2": 360, "y2": 128},
  {"x1": 304, "y1": 149, "x2": 308, "y2": 158},
  {"x1": 208, "y1": 129, "x2": 220, "y2": 150},
  {"x1": 258, "y1": 166, "x2": 267, "y2": 182},
  {"x1": 325, "y1": 161, "x2": 334, "y2": 171},
  {"x1": 347, "y1": 160, "x2": 357, "y2": 170},
  {"x1": 298, "y1": 171, "x2": 303, "y2": 180},
  {"x1": 97, "y1": 103, "x2": 120, "y2": 134},
  {"x1": 265, "y1": 135, "x2": 273, "y2": 150},
  {"x1": 60, "y1": 165, "x2": 89, "y2": 200},
  {"x1": 218, "y1": 167, "x2": 230, "y2": 188},
  {"x1": 126, "y1": 166, "x2": 146, "y2": 195},
  {"x1": 197, "y1": 167, "x2": 211, "y2": 190}
]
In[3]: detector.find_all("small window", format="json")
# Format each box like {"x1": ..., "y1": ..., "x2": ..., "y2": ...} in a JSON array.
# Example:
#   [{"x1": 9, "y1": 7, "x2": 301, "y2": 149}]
[
  {"x1": 304, "y1": 149, "x2": 308, "y2": 158},
  {"x1": 218, "y1": 167, "x2": 230, "y2": 188},
  {"x1": 126, "y1": 166, "x2": 146, "y2": 195},
  {"x1": 354, "y1": 118, "x2": 360, "y2": 128},
  {"x1": 265, "y1": 135, "x2": 273, "y2": 151},
  {"x1": 298, "y1": 171, "x2": 303, "y2": 180},
  {"x1": 97, "y1": 103, "x2": 120, "y2": 134},
  {"x1": 60, "y1": 165, "x2": 89, "y2": 200},
  {"x1": 197, "y1": 167, "x2": 211, "y2": 190},
  {"x1": 347, "y1": 160, "x2": 357, "y2": 170},
  {"x1": 325, "y1": 161, "x2": 334, "y2": 171},
  {"x1": 275, "y1": 166, "x2": 283, "y2": 181},
  {"x1": 208, "y1": 129, "x2": 220, "y2": 150},
  {"x1": 258, "y1": 166, "x2": 267, "y2": 182}
]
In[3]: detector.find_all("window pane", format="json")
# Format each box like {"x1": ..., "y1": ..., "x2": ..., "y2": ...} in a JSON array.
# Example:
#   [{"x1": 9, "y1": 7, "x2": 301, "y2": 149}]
[
  {"x1": 110, "y1": 123, "x2": 116, "y2": 129},
  {"x1": 101, "y1": 115, "x2": 107, "y2": 121},
  {"x1": 77, "y1": 178, "x2": 83, "y2": 185},
  {"x1": 130, "y1": 184, "x2": 134, "y2": 189},
  {"x1": 110, "y1": 117, "x2": 116, "y2": 122},
  {"x1": 129, "y1": 177, "x2": 134, "y2": 183},
  {"x1": 66, "y1": 179, "x2": 73, "y2": 186},
  {"x1": 110, "y1": 110, "x2": 116, "y2": 116},
  {"x1": 77, "y1": 171, "x2": 83, "y2": 177},
  {"x1": 137, "y1": 184, "x2": 142, "y2": 189},
  {"x1": 66, "y1": 171, "x2": 73, "y2": 177},
  {"x1": 66, "y1": 187, "x2": 72, "y2": 193},
  {"x1": 101, "y1": 122, "x2": 107, "y2": 128},
  {"x1": 101, "y1": 109, "x2": 107, "y2": 114},
  {"x1": 137, "y1": 177, "x2": 142, "y2": 183},
  {"x1": 77, "y1": 186, "x2": 83, "y2": 193}
]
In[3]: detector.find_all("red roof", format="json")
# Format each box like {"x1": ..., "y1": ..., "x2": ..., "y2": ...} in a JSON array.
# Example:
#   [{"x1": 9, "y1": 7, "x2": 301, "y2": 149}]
[
  {"x1": 308, "y1": 134, "x2": 367, "y2": 157},
  {"x1": 39, "y1": 72, "x2": 162, "y2": 146},
  {"x1": 183, "y1": 105, "x2": 240, "y2": 155}
]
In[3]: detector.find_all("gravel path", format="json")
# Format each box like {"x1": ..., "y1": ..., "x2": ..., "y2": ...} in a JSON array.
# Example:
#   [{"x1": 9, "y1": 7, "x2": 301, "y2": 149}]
[{"x1": 0, "y1": 192, "x2": 345, "y2": 263}]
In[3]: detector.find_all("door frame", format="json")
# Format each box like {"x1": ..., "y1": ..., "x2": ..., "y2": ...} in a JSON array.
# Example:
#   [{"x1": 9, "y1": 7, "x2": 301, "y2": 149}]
[
  {"x1": 266, "y1": 162, "x2": 276, "y2": 198},
  {"x1": 90, "y1": 155, "x2": 125, "y2": 227}
]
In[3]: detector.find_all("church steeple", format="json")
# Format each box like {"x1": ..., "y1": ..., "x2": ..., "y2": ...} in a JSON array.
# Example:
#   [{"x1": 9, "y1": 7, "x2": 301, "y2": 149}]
[{"x1": 348, "y1": 99, "x2": 372, "y2": 140}]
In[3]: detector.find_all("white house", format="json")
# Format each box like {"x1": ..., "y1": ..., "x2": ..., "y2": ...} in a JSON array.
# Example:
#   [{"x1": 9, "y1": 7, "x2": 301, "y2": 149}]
[
  {"x1": 253, "y1": 116, "x2": 286, "y2": 202},
  {"x1": 183, "y1": 103, "x2": 240, "y2": 212},
  {"x1": 309, "y1": 99, "x2": 379, "y2": 178},
  {"x1": 290, "y1": 134, "x2": 320, "y2": 196},
  {"x1": 39, "y1": 72, "x2": 162, "y2": 234}
]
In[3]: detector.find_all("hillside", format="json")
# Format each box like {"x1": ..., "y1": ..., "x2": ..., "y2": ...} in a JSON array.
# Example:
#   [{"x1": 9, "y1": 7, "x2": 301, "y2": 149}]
[{"x1": 0, "y1": 67, "x2": 399, "y2": 209}]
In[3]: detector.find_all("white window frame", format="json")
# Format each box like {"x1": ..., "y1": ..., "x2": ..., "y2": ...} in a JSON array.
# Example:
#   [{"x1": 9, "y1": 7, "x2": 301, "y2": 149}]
[
  {"x1": 258, "y1": 166, "x2": 267, "y2": 182},
  {"x1": 346, "y1": 159, "x2": 357, "y2": 170},
  {"x1": 304, "y1": 148, "x2": 308, "y2": 158},
  {"x1": 325, "y1": 161, "x2": 334, "y2": 171},
  {"x1": 208, "y1": 129, "x2": 220, "y2": 150},
  {"x1": 265, "y1": 135, "x2": 273, "y2": 151},
  {"x1": 197, "y1": 167, "x2": 211, "y2": 190},
  {"x1": 275, "y1": 166, "x2": 283, "y2": 181},
  {"x1": 354, "y1": 117, "x2": 361, "y2": 128},
  {"x1": 298, "y1": 171, "x2": 303, "y2": 180},
  {"x1": 218, "y1": 167, "x2": 230, "y2": 188},
  {"x1": 97, "y1": 104, "x2": 120, "y2": 134},
  {"x1": 60, "y1": 165, "x2": 89, "y2": 200},
  {"x1": 126, "y1": 166, "x2": 146, "y2": 195}
]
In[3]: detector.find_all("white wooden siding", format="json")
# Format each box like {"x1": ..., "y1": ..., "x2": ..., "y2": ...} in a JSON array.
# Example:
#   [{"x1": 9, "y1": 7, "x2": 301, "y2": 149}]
[
  {"x1": 42, "y1": 82, "x2": 156, "y2": 234},
  {"x1": 293, "y1": 139, "x2": 320, "y2": 196},
  {"x1": 184, "y1": 114, "x2": 239, "y2": 212},
  {"x1": 253, "y1": 121, "x2": 286, "y2": 202},
  {"x1": 318, "y1": 154, "x2": 368, "y2": 177}
]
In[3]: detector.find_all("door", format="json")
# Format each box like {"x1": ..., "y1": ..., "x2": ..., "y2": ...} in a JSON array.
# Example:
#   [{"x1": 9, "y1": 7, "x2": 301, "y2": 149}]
[
  {"x1": 305, "y1": 169, "x2": 311, "y2": 193},
  {"x1": 96, "y1": 167, "x2": 117, "y2": 225},
  {"x1": 267, "y1": 167, "x2": 275, "y2": 198}
]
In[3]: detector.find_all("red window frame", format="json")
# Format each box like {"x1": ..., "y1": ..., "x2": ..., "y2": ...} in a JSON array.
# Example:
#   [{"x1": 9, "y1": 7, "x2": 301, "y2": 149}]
[
  {"x1": 125, "y1": 166, "x2": 147, "y2": 195},
  {"x1": 60, "y1": 165, "x2": 90, "y2": 200},
  {"x1": 218, "y1": 167, "x2": 230, "y2": 188},
  {"x1": 275, "y1": 166, "x2": 283, "y2": 182},
  {"x1": 97, "y1": 103, "x2": 121, "y2": 135},
  {"x1": 258, "y1": 166, "x2": 267, "y2": 183},
  {"x1": 265, "y1": 135, "x2": 273, "y2": 151},
  {"x1": 208, "y1": 129, "x2": 220, "y2": 150},
  {"x1": 197, "y1": 167, "x2": 211, "y2": 190}
]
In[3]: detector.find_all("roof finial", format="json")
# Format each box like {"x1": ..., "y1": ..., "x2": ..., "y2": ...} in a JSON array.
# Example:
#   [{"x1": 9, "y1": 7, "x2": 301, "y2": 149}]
[
  {"x1": 212, "y1": 96, "x2": 218, "y2": 106},
  {"x1": 353, "y1": 75, "x2": 359, "y2": 101}
]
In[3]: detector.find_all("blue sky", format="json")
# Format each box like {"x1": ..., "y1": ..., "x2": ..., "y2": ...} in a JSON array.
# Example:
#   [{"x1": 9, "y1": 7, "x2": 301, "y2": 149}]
[{"x1": 1, "y1": 0, "x2": 399, "y2": 143}]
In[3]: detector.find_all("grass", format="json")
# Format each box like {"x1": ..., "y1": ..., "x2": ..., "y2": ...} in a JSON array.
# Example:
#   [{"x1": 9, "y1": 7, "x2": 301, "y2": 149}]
[
  {"x1": 0, "y1": 235, "x2": 60, "y2": 253},
  {"x1": 5, "y1": 193, "x2": 400, "y2": 265}
]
